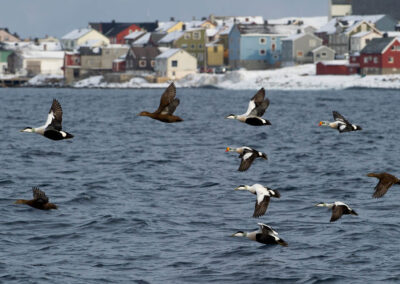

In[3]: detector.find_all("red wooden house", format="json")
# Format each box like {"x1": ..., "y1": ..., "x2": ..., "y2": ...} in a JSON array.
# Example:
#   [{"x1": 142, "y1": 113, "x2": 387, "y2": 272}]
[
  {"x1": 359, "y1": 36, "x2": 400, "y2": 75},
  {"x1": 316, "y1": 60, "x2": 359, "y2": 75}
]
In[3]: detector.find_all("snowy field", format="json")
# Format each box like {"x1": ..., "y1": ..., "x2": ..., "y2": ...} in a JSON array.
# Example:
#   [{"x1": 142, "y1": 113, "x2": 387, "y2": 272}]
[{"x1": 25, "y1": 64, "x2": 400, "y2": 90}]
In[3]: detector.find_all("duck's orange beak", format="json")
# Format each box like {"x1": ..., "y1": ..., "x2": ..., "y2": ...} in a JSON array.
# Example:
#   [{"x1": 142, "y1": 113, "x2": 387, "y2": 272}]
[
  {"x1": 225, "y1": 147, "x2": 230, "y2": 152},
  {"x1": 318, "y1": 121, "x2": 323, "y2": 126}
]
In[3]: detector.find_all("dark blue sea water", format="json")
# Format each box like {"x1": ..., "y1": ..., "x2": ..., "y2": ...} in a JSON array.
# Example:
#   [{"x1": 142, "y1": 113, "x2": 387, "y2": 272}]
[{"x1": 0, "y1": 87, "x2": 400, "y2": 283}]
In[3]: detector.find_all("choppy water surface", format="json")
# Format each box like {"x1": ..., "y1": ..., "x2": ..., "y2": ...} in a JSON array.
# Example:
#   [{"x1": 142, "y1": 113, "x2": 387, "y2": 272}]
[{"x1": 0, "y1": 87, "x2": 400, "y2": 283}]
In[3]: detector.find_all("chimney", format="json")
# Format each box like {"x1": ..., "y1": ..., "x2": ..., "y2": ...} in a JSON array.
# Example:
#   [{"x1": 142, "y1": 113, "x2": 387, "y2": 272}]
[
  {"x1": 383, "y1": 32, "x2": 388, "y2": 38},
  {"x1": 170, "y1": 17, "x2": 175, "y2": 21},
  {"x1": 182, "y1": 24, "x2": 186, "y2": 31},
  {"x1": 297, "y1": 29, "x2": 301, "y2": 34}
]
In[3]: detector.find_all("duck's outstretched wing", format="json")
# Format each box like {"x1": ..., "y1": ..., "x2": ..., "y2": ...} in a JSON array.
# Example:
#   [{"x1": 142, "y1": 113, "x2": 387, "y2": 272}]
[
  {"x1": 249, "y1": 98, "x2": 270, "y2": 117},
  {"x1": 373, "y1": 178, "x2": 394, "y2": 198},
  {"x1": 253, "y1": 195, "x2": 270, "y2": 218},
  {"x1": 238, "y1": 151, "x2": 256, "y2": 172},
  {"x1": 155, "y1": 83, "x2": 177, "y2": 114},
  {"x1": 44, "y1": 99, "x2": 63, "y2": 130},
  {"x1": 162, "y1": 98, "x2": 180, "y2": 115},
  {"x1": 244, "y1": 88, "x2": 265, "y2": 115},
  {"x1": 32, "y1": 187, "x2": 49, "y2": 204},
  {"x1": 330, "y1": 205, "x2": 344, "y2": 222},
  {"x1": 332, "y1": 111, "x2": 351, "y2": 125}
]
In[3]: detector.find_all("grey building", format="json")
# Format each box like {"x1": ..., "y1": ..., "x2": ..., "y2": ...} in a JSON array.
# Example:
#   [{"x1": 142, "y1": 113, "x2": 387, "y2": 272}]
[
  {"x1": 311, "y1": 46, "x2": 336, "y2": 63},
  {"x1": 281, "y1": 33, "x2": 323, "y2": 65},
  {"x1": 352, "y1": 0, "x2": 400, "y2": 22}
]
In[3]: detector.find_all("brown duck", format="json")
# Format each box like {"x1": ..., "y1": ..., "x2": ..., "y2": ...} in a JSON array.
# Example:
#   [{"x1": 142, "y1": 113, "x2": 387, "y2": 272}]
[
  {"x1": 367, "y1": 172, "x2": 400, "y2": 198},
  {"x1": 15, "y1": 187, "x2": 58, "y2": 210},
  {"x1": 138, "y1": 82, "x2": 183, "y2": 123}
]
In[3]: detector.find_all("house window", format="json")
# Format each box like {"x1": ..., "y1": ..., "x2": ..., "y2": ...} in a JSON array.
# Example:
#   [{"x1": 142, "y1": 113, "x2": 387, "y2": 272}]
[
  {"x1": 271, "y1": 43, "x2": 276, "y2": 51},
  {"x1": 271, "y1": 37, "x2": 276, "y2": 41},
  {"x1": 259, "y1": 38, "x2": 266, "y2": 45},
  {"x1": 364, "y1": 57, "x2": 368, "y2": 63},
  {"x1": 184, "y1": 33, "x2": 191, "y2": 39},
  {"x1": 391, "y1": 45, "x2": 395, "y2": 50},
  {"x1": 274, "y1": 55, "x2": 278, "y2": 59},
  {"x1": 139, "y1": 60, "x2": 147, "y2": 68},
  {"x1": 297, "y1": 51, "x2": 303, "y2": 57},
  {"x1": 388, "y1": 57, "x2": 394, "y2": 63},
  {"x1": 171, "y1": 60, "x2": 178, "y2": 67},
  {"x1": 181, "y1": 44, "x2": 187, "y2": 48},
  {"x1": 259, "y1": 49, "x2": 266, "y2": 55},
  {"x1": 198, "y1": 44, "x2": 202, "y2": 49},
  {"x1": 321, "y1": 52, "x2": 327, "y2": 57},
  {"x1": 213, "y1": 46, "x2": 218, "y2": 52},
  {"x1": 191, "y1": 44, "x2": 195, "y2": 49},
  {"x1": 373, "y1": 57, "x2": 378, "y2": 63},
  {"x1": 193, "y1": 31, "x2": 201, "y2": 40},
  {"x1": 198, "y1": 53, "x2": 204, "y2": 61},
  {"x1": 309, "y1": 39, "x2": 316, "y2": 47},
  {"x1": 172, "y1": 71, "x2": 176, "y2": 76},
  {"x1": 150, "y1": 60, "x2": 155, "y2": 67}
]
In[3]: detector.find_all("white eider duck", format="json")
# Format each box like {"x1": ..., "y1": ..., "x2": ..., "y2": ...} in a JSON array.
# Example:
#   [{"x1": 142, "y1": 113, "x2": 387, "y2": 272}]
[
  {"x1": 319, "y1": 111, "x2": 362, "y2": 133},
  {"x1": 315, "y1": 201, "x2": 358, "y2": 222},
  {"x1": 234, "y1": 184, "x2": 280, "y2": 218},
  {"x1": 225, "y1": 87, "x2": 271, "y2": 126},
  {"x1": 225, "y1": 146, "x2": 267, "y2": 172},
  {"x1": 20, "y1": 99, "x2": 73, "y2": 141},
  {"x1": 366, "y1": 172, "x2": 400, "y2": 198},
  {"x1": 232, "y1": 223, "x2": 288, "y2": 246}
]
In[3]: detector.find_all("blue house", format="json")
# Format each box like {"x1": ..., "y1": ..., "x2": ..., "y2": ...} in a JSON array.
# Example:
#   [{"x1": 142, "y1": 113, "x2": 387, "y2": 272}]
[{"x1": 229, "y1": 24, "x2": 287, "y2": 70}]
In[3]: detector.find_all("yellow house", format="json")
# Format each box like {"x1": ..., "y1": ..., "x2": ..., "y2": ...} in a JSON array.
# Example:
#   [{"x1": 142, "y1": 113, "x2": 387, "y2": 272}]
[
  {"x1": 61, "y1": 28, "x2": 110, "y2": 50},
  {"x1": 206, "y1": 43, "x2": 224, "y2": 67}
]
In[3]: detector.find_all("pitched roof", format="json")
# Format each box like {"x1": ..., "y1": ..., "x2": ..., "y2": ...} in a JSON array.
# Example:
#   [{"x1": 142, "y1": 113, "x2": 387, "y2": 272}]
[
  {"x1": 156, "y1": 48, "x2": 181, "y2": 59},
  {"x1": 361, "y1": 37, "x2": 396, "y2": 54},
  {"x1": 317, "y1": 15, "x2": 386, "y2": 34},
  {"x1": 132, "y1": 32, "x2": 152, "y2": 45},
  {"x1": 125, "y1": 30, "x2": 146, "y2": 40},
  {"x1": 158, "y1": 30, "x2": 184, "y2": 43},
  {"x1": 62, "y1": 28, "x2": 92, "y2": 40},
  {"x1": 235, "y1": 23, "x2": 306, "y2": 36},
  {"x1": 130, "y1": 46, "x2": 160, "y2": 58}
]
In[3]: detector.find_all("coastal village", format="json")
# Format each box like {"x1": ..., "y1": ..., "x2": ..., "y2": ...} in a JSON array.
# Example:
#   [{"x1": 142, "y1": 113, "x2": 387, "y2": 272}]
[{"x1": 1, "y1": 0, "x2": 400, "y2": 87}]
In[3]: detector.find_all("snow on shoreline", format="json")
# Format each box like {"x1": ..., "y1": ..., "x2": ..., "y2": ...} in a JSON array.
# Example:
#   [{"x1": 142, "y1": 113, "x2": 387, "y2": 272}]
[{"x1": 24, "y1": 64, "x2": 400, "y2": 90}]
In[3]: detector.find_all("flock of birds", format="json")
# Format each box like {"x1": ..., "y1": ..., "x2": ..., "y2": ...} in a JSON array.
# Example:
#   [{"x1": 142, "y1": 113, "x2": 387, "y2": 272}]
[{"x1": 16, "y1": 83, "x2": 400, "y2": 247}]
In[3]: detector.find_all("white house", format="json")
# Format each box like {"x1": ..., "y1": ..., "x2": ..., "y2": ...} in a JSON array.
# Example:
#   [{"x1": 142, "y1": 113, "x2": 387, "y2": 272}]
[
  {"x1": 350, "y1": 30, "x2": 382, "y2": 53},
  {"x1": 61, "y1": 28, "x2": 110, "y2": 50},
  {"x1": 155, "y1": 48, "x2": 197, "y2": 80},
  {"x1": 7, "y1": 50, "x2": 65, "y2": 76}
]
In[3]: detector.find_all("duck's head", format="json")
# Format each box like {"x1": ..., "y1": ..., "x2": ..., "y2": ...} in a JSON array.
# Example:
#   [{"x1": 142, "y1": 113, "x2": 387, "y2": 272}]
[
  {"x1": 234, "y1": 185, "x2": 249, "y2": 191},
  {"x1": 138, "y1": 111, "x2": 151, "y2": 117},
  {"x1": 319, "y1": 121, "x2": 329, "y2": 127},
  {"x1": 225, "y1": 114, "x2": 237, "y2": 120},
  {"x1": 315, "y1": 202, "x2": 329, "y2": 207},
  {"x1": 231, "y1": 231, "x2": 246, "y2": 237},
  {"x1": 20, "y1": 127, "x2": 34, "y2": 133}
]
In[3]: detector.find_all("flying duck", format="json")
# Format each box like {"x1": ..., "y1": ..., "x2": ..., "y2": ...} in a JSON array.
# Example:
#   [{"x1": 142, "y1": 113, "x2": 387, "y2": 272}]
[
  {"x1": 315, "y1": 201, "x2": 358, "y2": 222},
  {"x1": 319, "y1": 111, "x2": 362, "y2": 133},
  {"x1": 225, "y1": 87, "x2": 271, "y2": 126},
  {"x1": 15, "y1": 187, "x2": 58, "y2": 210},
  {"x1": 234, "y1": 184, "x2": 280, "y2": 217},
  {"x1": 20, "y1": 99, "x2": 73, "y2": 141},
  {"x1": 232, "y1": 223, "x2": 288, "y2": 246},
  {"x1": 366, "y1": 172, "x2": 400, "y2": 198},
  {"x1": 138, "y1": 82, "x2": 183, "y2": 123},
  {"x1": 225, "y1": 146, "x2": 267, "y2": 172}
]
